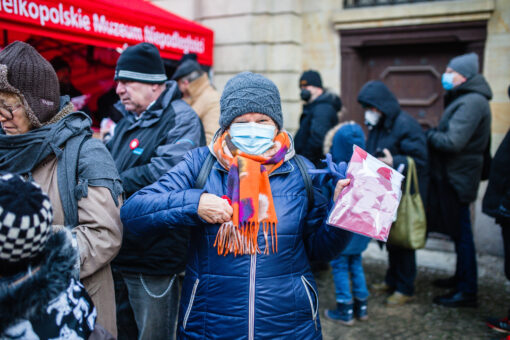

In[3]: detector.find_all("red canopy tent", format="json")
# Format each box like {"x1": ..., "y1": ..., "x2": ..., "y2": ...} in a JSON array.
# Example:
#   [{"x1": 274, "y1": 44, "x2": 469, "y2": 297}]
[
  {"x1": 0, "y1": 0, "x2": 214, "y2": 65},
  {"x1": 0, "y1": 0, "x2": 214, "y2": 127}
]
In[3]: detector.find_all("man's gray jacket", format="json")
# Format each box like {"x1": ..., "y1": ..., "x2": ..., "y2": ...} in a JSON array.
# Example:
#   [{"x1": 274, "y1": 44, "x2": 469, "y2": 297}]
[{"x1": 428, "y1": 74, "x2": 492, "y2": 203}]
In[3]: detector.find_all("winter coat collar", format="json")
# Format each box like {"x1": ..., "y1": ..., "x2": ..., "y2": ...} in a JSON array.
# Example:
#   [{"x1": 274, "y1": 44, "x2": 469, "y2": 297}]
[
  {"x1": 114, "y1": 80, "x2": 181, "y2": 129},
  {"x1": 445, "y1": 74, "x2": 493, "y2": 106},
  {"x1": 0, "y1": 231, "x2": 78, "y2": 333}
]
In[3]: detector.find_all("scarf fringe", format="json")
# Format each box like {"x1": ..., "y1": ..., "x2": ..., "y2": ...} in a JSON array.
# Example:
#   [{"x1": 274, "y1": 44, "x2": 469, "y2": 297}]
[{"x1": 213, "y1": 221, "x2": 278, "y2": 256}]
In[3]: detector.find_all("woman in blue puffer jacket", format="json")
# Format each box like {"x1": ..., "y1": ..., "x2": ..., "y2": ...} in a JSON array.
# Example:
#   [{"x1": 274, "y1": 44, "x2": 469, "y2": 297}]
[{"x1": 120, "y1": 72, "x2": 352, "y2": 339}]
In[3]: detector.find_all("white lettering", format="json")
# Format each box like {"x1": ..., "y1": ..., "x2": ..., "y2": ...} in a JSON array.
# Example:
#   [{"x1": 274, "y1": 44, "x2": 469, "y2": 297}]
[
  {"x1": 3, "y1": 0, "x2": 13, "y2": 14},
  {"x1": 27, "y1": 1, "x2": 37, "y2": 19},
  {"x1": 18, "y1": 0, "x2": 28, "y2": 17},
  {"x1": 144, "y1": 26, "x2": 205, "y2": 54},
  {"x1": 49, "y1": 7, "x2": 58, "y2": 24},
  {"x1": 39, "y1": 4, "x2": 48, "y2": 26}
]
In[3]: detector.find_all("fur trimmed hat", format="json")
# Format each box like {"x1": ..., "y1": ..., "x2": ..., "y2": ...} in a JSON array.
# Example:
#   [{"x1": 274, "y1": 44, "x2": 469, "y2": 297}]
[
  {"x1": 0, "y1": 174, "x2": 53, "y2": 274},
  {"x1": 0, "y1": 41, "x2": 60, "y2": 128},
  {"x1": 219, "y1": 72, "x2": 283, "y2": 129}
]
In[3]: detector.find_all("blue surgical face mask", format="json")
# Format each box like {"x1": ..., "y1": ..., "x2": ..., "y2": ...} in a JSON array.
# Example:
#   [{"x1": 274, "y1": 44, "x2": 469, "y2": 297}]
[
  {"x1": 229, "y1": 122, "x2": 276, "y2": 155},
  {"x1": 442, "y1": 73, "x2": 455, "y2": 90}
]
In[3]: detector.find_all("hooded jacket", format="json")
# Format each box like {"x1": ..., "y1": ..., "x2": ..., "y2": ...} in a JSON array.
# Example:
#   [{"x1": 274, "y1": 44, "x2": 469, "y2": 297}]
[
  {"x1": 0, "y1": 231, "x2": 96, "y2": 339},
  {"x1": 107, "y1": 80, "x2": 205, "y2": 276},
  {"x1": 428, "y1": 74, "x2": 492, "y2": 203},
  {"x1": 358, "y1": 80, "x2": 429, "y2": 202},
  {"x1": 294, "y1": 91, "x2": 341, "y2": 166},
  {"x1": 120, "y1": 144, "x2": 353, "y2": 340}
]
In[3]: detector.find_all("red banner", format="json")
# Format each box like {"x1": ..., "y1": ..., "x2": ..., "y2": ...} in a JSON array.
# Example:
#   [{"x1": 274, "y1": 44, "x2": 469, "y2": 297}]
[{"x1": 0, "y1": 0, "x2": 214, "y2": 65}]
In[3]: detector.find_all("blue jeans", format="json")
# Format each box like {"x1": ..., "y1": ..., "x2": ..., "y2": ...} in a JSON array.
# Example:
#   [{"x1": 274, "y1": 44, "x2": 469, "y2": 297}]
[
  {"x1": 385, "y1": 244, "x2": 416, "y2": 296},
  {"x1": 330, "y1": 254, "x2": 369, "y2": 303},
  {"x1": 122, "y1": 272, "x2": 180, "y2": 340},
  {"x1": 454, "y1": 205, "x2": 477, "y2": 294}
]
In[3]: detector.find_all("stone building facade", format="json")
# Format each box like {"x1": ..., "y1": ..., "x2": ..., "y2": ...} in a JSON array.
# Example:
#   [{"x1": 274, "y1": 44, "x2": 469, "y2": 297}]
[{"x1": 153, "y1": 0, "x2": 510, "y2": 256}]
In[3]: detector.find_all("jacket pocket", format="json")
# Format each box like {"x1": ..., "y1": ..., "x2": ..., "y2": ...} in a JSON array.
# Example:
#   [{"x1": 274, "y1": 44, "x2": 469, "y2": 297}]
[
  {"x1": 301, "y1": 275, "x2": 318, "y2": 331},
  {"x1": 183, "y1": 278, "x2": 200, "y2": 330}
]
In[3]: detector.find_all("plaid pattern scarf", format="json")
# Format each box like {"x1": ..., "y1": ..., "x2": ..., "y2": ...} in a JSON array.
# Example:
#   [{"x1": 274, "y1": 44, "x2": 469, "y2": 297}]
[{"x1": 212, "y1": 130, "x2": 291, "y2": 256}]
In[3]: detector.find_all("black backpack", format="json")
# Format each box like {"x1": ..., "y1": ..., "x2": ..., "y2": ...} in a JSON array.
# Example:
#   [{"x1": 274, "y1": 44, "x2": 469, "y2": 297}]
[{"x1": 194, "y1": 153, "x2": 314, "y2": 211}]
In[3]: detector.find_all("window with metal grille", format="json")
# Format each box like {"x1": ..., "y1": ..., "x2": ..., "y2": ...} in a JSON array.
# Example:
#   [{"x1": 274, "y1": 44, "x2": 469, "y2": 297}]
[{"x1": 344, "y1": 0, "x2": 449, "y2": 8}]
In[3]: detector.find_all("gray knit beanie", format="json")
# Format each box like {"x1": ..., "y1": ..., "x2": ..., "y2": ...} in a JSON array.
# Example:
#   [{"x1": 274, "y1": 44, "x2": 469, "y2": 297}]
[
  {"x1": 219, "y1": 72, "x2": 283, "y2": 129},
  {"x1": 0, "y1": 41, "x2": 60, "y2": 128},
  {"x1": 448, "y1": 52, "x2": 479, "y2": 79}
]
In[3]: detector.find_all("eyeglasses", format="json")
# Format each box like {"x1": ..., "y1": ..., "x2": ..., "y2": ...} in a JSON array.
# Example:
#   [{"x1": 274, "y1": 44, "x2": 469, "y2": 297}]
[{"x1": 0, "y1": 104, "x2": 22, "y2": 120}]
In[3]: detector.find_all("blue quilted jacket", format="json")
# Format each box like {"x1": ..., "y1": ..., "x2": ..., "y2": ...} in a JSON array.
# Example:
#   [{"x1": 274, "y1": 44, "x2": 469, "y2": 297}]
[{"x1": 121, "y1": 146, "x2": 352, "y2": 339}]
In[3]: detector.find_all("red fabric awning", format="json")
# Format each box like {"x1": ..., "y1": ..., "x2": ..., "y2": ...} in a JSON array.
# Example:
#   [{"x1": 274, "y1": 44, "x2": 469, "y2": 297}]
[{"x1": 0, "y1": 0, "x2": 214, "y2": 65}]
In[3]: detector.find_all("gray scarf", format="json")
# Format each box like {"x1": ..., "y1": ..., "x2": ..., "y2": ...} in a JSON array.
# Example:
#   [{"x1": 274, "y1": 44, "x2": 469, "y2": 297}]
[{"x1": 0, "y1": 101, "x2": 122, "y2": 227}]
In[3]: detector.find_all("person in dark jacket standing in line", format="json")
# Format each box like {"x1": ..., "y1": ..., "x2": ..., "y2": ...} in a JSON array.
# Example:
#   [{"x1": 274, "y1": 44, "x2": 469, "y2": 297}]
[
  {"x1": 107, "y1": 43, "x2": 205, "y2": 340},
  {"x1": 428, "y1": 53, "x2": 492, "y2": 308},
  {"x1": 120, "y1": 72, "x2": 353, "y2": 339},
  {"x1": 294, "y1": 70, "x2": 341, "y2": 167},
  {"x1": 358, "y1": 80, "x2": 428, "y2": 306},
  {"x1": 483, "y1": 126, "x2": 510, "y2": 334}
]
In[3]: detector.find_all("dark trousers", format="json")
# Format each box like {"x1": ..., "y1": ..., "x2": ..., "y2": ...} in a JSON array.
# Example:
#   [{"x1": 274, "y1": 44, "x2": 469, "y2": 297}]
[
  {"x1": 113, "y1": 267, "x2": 138, "y2": 340},
  {"x1": 501, "y1": 222, "x2": 510, "y2": 281},
  {"x1": 453, "y1": 204, "x2": 478, "y2": 294},
  {"x1": 385, "y1": 244, "x2": 416, "y2": 296}
]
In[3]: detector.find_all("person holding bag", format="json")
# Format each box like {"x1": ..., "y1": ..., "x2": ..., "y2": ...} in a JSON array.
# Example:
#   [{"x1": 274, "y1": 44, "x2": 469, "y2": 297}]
[{"x1": 357, "y1": 80, "x2": 429, "y2": 306}]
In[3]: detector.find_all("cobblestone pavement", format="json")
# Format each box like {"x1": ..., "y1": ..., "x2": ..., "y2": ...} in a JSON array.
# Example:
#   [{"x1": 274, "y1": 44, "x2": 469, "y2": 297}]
[{"x1": 317, "y1": 251, "x2": 509, "y2": 340}]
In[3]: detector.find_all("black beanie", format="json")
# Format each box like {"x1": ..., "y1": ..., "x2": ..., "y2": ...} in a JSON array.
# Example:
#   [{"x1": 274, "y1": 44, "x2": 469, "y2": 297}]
[
  {"x1": 115, "y1": 43, "x2": 167, "y2": 84},
  {"x1": 171, "y1": 59, "x2": 202, "y2": 80},
  {"x1": 299, "y1": 70, "x2": 322, "y2": 88},
  {"x1": 0, "y1": 41, "x2": 60, "y2": 128},
  {"x1": 0, "y1": 174, "x2": 53, "y2": 275}
]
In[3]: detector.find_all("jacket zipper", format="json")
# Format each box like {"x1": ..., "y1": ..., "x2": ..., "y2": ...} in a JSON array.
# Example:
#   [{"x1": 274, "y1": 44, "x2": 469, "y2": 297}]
[
  {"x1": 301, "y1": 275, "x2": 318, "y2": 331},
  {"x1": 183, "y1": 278, "x2": 200, "y2": 330},
  {"x1": 249, "y1": 254, "x2": 257, "y2": 340}
]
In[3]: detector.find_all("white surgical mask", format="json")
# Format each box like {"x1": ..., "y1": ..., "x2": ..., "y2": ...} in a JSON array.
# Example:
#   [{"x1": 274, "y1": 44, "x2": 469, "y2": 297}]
[
  {"x1": 229, "y1": 122, "x2": 276, "y2": 155},
  {"x1": 364, "y1": 110, "x2": 382, "y2": 127}
]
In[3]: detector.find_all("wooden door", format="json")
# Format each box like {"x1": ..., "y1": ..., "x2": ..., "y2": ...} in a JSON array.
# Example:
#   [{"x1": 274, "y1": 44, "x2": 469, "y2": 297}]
[{"x1": 340, "y1": 21, "x2": 487, "y2": 130}]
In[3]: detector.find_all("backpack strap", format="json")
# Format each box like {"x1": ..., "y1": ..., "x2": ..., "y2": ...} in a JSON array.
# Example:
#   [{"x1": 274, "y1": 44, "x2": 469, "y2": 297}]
[
  {"x1": 195, "y1": 152, "x2": 215, "y2": 189},
  {"x1": 294, "y1": 155, "x2": 314, "y2": 212}
]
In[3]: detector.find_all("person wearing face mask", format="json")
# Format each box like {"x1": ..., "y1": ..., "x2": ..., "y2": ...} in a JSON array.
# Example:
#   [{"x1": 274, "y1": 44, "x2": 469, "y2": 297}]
[
  {"x1": 357, "y1": 80, "x2": 429, "y2": 306},
  {"x1": 294, "y1": 70, "x2": 341, "y2": 167},
  {"x1": 119, "y1": 71, "x2": 354, "y2": 339},
  {"x1": 427, "y1": 52, "x2": 492, "y2": 308}
]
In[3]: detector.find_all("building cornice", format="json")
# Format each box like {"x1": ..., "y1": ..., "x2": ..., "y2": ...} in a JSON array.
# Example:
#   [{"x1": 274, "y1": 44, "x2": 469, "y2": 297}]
[{"x1": 333, "y1": 0, "x2": 495, "y2": 30}]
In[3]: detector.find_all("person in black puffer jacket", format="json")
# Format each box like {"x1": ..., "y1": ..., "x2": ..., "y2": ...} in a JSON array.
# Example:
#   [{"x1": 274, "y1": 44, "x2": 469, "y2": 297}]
[
  {"x1": 483, "y1": 86, "x2": 510, "y2": 335},
  {"x1": 428, "y1": 53, "x2": 492, "y2": 308},
  {"x1": 357, "y1": 80, "x2": 428, "y2": 307},
  {"x1": 294, "y1": 70, "x2": 341, "y2": 167}
]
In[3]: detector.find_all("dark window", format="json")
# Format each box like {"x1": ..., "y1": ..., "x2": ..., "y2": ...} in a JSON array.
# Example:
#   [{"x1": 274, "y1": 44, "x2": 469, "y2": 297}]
[{"x1": 344, "y1": 0, "x2": 449, "y2": 8}]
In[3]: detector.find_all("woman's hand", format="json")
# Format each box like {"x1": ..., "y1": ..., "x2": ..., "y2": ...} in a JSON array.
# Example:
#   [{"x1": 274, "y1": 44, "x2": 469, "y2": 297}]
[
  {"x1": 333, "y1": 178, "x2": 351, "y2": 202},
  {"x1": 198, "y1": 193, "x2": 233, "y2": 224}
]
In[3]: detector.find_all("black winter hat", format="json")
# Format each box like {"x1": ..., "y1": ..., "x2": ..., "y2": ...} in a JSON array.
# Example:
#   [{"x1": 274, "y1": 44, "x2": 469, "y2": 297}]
[
  {"x1": 171, "y1": 59, "x2": 202, "y2": 80},
  {"x1": 115, "y1": 43, "x2": 167, "y2": 84},
  {"x1": 299, "y1": 70, "x2": 322, "y2": 88},
  {"x1": 0, "y1": 174, "x2": 53, "y2": 274},
  {"x1": 0, "y1": 41, "x2": 60, "y2": 128}
]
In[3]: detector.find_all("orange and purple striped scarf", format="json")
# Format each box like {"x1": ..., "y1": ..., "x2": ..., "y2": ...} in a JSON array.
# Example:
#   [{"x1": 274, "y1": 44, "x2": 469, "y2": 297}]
[{"x1": 212, "y1": 130, "x2": 291, "y2": 256}]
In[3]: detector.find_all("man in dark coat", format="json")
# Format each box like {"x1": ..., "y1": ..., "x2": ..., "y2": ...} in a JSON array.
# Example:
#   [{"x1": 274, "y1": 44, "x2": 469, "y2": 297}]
[
  {"x1": 294, "y1": 70, "x2": 340, "y2": 167},
  {"x1": 428, "y1": 53, "x2": 492, "y2": 308},
  {"x1": 106, "y1": 43, "x2": 205, "y2": 340},
  {"x1": 357, "y1": 80, "x2": 428, "y2": 306},
  {"x1": 483, "y1": 87, "x2": 510, "y2": 334}
]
